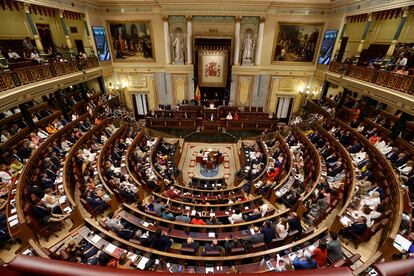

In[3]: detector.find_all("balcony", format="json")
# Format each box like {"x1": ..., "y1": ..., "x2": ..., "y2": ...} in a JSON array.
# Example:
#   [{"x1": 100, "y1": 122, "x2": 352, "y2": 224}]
[
  {"x1": 326, "y1": 61, "x2": 414, "y2": 116},
  {"x1": 0, "y1": 57, "x2": 102, "y2": 111},
  {"x1": 0, "y1": 57, "x2": 99, "y2": 92},
  {"x1": 329, "y1": 61, "x2": 414, "y2": 95}
]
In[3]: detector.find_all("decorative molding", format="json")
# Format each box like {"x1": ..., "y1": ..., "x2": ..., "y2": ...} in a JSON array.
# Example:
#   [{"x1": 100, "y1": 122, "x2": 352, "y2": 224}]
[{"x1": 193, "y1": 16, "x2": 236, "y2": 23}]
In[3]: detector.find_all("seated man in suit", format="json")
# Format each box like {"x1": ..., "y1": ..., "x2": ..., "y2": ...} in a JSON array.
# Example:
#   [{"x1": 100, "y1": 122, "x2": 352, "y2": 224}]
[
  {"x1": 205, "y1": 239, "x2": 224, "y2": 255},
  {"x1": 392, "y1": 153, "x2": 406, "y2": 168},
  {"x1": 293, "y1": 250, "x2": 317, "y2": 270},
  {"x1": 288, "y1": 211, "x2": 303, "y2": 238},
  {"x1": 339, "y1": 216, "x2": 368, "y2": 240},
  {"x1": 244, "y1": 209, "x2": 262, "y2": 222},
  {"x1": 182, "y1": 237, "x2": 200, "y2": 253},
  {"x1": 151, "y1": 229, "x2": 172, "y2": 251},
  {"x1": 40, "y1": 173, "x2": 55, "y2": 190},
  {"x1": 242, "y1": 226, "x2": 264, "y2": 247}
]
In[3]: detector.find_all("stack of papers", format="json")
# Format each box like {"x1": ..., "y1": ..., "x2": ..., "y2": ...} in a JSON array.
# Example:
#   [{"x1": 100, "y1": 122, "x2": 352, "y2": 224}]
[
  {"x1": 208, "y1": 232, "x2": 215, "y2": 238},
  {"x1": 91, "y1": 235, "x2": 101, "y2": 243},
  {"x1": 288, "y1": 253, "x2": 297, "y2": 261},
  {"x1": 63, "y1": 207, "x2": 73, "y2": 213},
  {"x1": 59, "y1": 196, "x2": 67, "y2": 204},
  {"x1": 9, "y1": 219, "x2": 18, "y2": 227},
  {"x1": 8, "y1": 214, "x2": 17, "y2": 222},
  {"x1": 104, "y1": 243, "x2": 117, "y2": 254},
  {"x1": 128, "y1": 253, "x2": 138, "y2": 262},
  {"x1": 137, "y1": 256, "x2": 149, "y2": 270}
]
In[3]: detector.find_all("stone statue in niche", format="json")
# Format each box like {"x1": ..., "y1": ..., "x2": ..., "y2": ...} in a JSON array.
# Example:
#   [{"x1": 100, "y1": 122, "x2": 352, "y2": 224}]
[
  {"x1": 241, "y1": 29, "x2": 255, "y2": 66},
  {"x1": 172, "y1": 28, "x2": 185, "y2": 65}
]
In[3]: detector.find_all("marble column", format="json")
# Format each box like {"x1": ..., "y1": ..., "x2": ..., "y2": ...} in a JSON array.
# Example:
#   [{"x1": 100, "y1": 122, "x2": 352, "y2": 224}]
[
  {"x1": 233, "y1": 16, "x2": 241, "y2": 65},
  {"x1": 386, "y1": 8, "x2": 409, "y2": 58},
  {"x1": 163, "y1": 16, "x2": 171, "y2": 64},
  {"x1": 59, "y1": 10, "x2": 74, "y2": 56},
  {"x1": 186, "y1": 16, "x2": 192, "y2": 64},
  {"x1": 356, "y1": 13, "x2": 372, "y2": 55},
  {"x1": 254, "y1": 17, "x2": 265, "y2": 65},
  {"x1": 83, "y1": 16, "x2": 94, "y2": 55},
  {"x1": 24, "y1": 3, "x2": 44, "y2": 54}
]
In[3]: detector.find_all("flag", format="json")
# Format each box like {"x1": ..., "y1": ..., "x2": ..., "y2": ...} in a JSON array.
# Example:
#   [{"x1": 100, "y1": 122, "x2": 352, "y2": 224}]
[{"x1": 195, "y1": 84, "x2": 201, "y2": 104}]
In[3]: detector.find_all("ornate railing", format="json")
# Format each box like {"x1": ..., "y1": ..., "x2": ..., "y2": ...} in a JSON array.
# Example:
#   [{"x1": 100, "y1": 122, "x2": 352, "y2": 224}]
[
  {"x1": 329, "y1": 61, "x2": 414, "y2": 95},
  {"x1": 0, "y1": 57, "x2": 99, "y2": 92}
]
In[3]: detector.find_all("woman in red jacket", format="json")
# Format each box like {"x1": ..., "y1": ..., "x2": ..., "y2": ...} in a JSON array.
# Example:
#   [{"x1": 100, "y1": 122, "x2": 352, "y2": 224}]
[{"x1": 312, "y1": 240, "x2": 328, "y2": 267}]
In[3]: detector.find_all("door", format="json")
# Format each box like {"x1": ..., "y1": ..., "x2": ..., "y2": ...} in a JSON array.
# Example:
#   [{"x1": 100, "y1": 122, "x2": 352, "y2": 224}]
[
  {"x1": 36, "y1": 24, "x2": 54, "y2": 50},
  {"x1": 132, "y1": 93, "x2": 149, "y2": 119},
  {"x1": 276, "y1": 96, "x2": 294, "y2": 122},
  {"x1": 74, "y1": 40, "x2": 85, "y2": 54},
  {"x1": 336, "y1": 36, "x2": 348, "y2": 63}
]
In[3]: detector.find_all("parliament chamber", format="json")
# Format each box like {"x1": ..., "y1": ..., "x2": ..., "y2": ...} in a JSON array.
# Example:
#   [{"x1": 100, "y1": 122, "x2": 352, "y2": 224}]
[{"x1": 0, "y1": 0, "x2": 414, "y2": 275}]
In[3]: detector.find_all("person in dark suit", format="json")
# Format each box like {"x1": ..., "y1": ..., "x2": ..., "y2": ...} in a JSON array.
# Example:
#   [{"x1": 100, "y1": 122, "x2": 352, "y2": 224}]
[
  {"x1": 205, "y1": 239, "x2": 224, "y2": 255},
  {"x1": 151, "y1": 229, "x2": 172, "y2": 251},
  {"x1": 386, "y1": 148, "x2": 399, "y2": 162},
  {"x1": 261, "y1": 221, "x2": 276, "y2": 245},
  {"x1": 17, "y1": 140, "x2": 32, "y2": 160},
  {"x1": 245, "y1": 209, "x2": 262, "y2": 222},
  {"x1": 40, "y1": 173, "x2": 55, "y2": 190},
  {"x1": 339, "y1": 217, "x2": 368, "y2": 240},
  {"x1": 348, "y1": 141, "x2": 361, "y2": 154},
  {"x1": 392, "y1": 153, "x2": 406, "y2": 168},
  {"x1": 288, "y1": 211, "x2": 303, "y2": 238},
  {"x1": 182, "y1": 237, "x2": 200, "y2": 252}
]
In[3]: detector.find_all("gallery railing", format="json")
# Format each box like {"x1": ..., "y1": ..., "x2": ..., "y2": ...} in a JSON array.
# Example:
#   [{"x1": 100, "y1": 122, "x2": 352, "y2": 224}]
[
  {"x1": 328, "y1": 61, "x2": 414, "y2": 95},
  {"x1": 0, "y1": 57, "x2": 99, "y2": 92}
]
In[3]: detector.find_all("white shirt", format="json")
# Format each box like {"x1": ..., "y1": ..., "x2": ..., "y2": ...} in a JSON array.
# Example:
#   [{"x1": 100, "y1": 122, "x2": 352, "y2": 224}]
[
  {"x1": 398, "y1": 164, "x2": 412, "y2": 176},
  {"x1": 361, "y1": 196, "x2": 380, "y2": 209},
  {"x1": 30, "y1": 52, "x2": 41, "y2": 61},
  {"x1": 352, "y1": 151, "x2": 366, "y2": 164},
  {"x1": 380, "y1": 144, "x2": 392, "y2": 155},
  {"x1": 37, "y1": 130, "x2": 49, "y2": 139},
  {"x1": 375, "y1": 140, "x2": 386, "y2": 152},
  {"x1": 8, "y1": 52, "x2": 20, "y2": 59},
  {"x1": 259, "y1": 203, "x2": 268, "y2": 217},
  {"x1": 397, "y1": 57, "x2": 407, "y2": 66},
  {"x1": 228, "y1": 213, "x2": 243, "y2": 224},
  {"x1": 0, "y1": 170, "x2": 12, "y2": 184},
  {"x1": 3, "y1": 110, "x2": 13, "y2": 117}
]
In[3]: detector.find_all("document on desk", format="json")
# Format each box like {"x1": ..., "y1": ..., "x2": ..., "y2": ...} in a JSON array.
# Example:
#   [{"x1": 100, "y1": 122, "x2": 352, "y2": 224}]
[
  {"x1": 307, "y1": 245, "x2": 316, "y2": 252},
  {"x1": 288, "y1": 253, "x2": 297, "y2": 261},
  {"x1": 393, "y1": 234, "x2": 412, "y2": 252},
  {"x1": 206, "y1": 267, "x2": 214, "y2": 274},
  {"x1": 59, "y1": 196, "x2": 67, "y2": 204},
  {"x1": 191, "y1": 210, "x2": 197, "y2": 216},
  {"x1": 91, "y1": 234, "x2": 101, "y2": 243},
  {"x1": 137, "y1": 256, "x2": 149, "y2": 270},
  {"x1": 104, "y1": 243, "x2": 117, "y2": 254},
  {"x1": 128, "y1": 253, "x2": 138, "y2": 263},
  {"x1": 249, "y1": 228, "x2": 255, "y2": 235},
  {"x1": 142, "y1": 222, "x2": 149, "y2": 227},
  {"x1": 208, "y1": 232, "x2": 215, "y2": 238},
  {"x1": 9, "y1": 219, "x2": 18, "y2": 227},
  {"x1": 8, "y1": 214, "x2": 17, "y2": 222}
]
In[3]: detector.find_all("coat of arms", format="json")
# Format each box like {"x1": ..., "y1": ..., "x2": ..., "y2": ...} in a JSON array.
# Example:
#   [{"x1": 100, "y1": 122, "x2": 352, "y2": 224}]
[{"x1": 205, "y1": 61, "x2": 221, "y2": 78}]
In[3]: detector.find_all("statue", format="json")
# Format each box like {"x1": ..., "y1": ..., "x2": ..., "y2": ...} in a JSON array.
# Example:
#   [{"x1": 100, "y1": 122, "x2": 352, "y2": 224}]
[
  {"x1": 241, "y1": 32, "x2": 255, "y2": 66},
  {"x1": 172, "y1": 31, "x2": 185, "y2": 64}
]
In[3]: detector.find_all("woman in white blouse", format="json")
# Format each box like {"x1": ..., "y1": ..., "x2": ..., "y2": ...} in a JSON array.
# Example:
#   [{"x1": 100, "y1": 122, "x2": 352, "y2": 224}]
[
  {"x1": 276, "y1": 217, "x2": 289, "y2": 238},
  {"x1": 228, "y1": 209, "x2": 243, "y2": 224}
]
